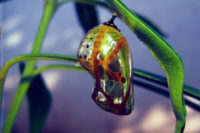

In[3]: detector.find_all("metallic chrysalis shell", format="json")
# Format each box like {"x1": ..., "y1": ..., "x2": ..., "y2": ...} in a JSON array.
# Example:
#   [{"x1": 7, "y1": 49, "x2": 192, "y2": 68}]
[{"x1": 77, "y1": 15, "x2": 133, "y2": 115}]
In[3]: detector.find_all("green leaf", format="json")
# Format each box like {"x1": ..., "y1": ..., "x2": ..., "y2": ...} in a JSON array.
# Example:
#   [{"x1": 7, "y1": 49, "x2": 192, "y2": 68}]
[
  {"x1": 74, "y1": 2, "x2": 99, "y2": 33},
  {"x1": 19, "y1": 63, "x2": 52, "y2": 133},
  {"x1": 104, "y1": 0, "x2": 186, "y2": 132},
  {"x1": 134, "y1": 12, "x2": 167, "y2": 37}
]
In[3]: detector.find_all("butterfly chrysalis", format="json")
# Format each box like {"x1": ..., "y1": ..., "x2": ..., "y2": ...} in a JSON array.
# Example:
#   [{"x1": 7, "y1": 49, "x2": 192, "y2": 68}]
[{"x1": 78, "y1": 13, "x2": 133, "y2": 115}]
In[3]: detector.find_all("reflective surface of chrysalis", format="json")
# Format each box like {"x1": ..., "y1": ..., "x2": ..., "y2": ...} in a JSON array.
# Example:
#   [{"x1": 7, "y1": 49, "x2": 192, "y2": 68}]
[{"x1": 78, "y1": 14, "x2": 133, "y2": 115}]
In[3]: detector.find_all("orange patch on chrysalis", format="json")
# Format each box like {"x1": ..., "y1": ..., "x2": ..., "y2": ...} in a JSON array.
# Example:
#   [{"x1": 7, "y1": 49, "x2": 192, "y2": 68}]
[{"x1": 99, "y1": 37, "x2": 127, "y2": 83}]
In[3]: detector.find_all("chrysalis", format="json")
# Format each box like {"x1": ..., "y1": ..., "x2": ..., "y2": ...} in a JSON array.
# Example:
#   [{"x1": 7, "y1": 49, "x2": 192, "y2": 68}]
[{"x1": 77, "y1": 13, "x2": 133, "y2": 115}]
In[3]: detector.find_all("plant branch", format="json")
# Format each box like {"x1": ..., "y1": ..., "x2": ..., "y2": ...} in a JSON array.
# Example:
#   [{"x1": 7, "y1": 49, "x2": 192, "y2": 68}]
[
  {"x1": 104, "y1": 0, "x2": 186, "y2": 132},
  {"x1": 0, "y1": 53, "x2": 198, "y2": 132},
  {"x1": 32, "y1": 64, "x2": 200, "y2": 111},
  {"x1": 0, "y1": 54, "x2": 77, "y2": 112},
  {"x1": 1, "y1": 0, "x2": 57, "y2": 132},
  {"x1": 28, "y1": 64, "x2": 200, "y2": 111},
  {"x1": 33, "y1": 64, "x2": 84, "y2": 76},
  {"x1": 133, "y1": 68, "x2": 200, "y2": 100},
  {"x1": 133, "y1": 79, "x2": 200, "y2": 111},
  {"x1": 0, "y1": 54, "x2": 199, "y2": 112}
]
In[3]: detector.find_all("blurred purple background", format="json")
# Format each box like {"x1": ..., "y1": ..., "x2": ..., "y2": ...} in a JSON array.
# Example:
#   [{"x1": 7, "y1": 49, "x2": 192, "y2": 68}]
[{"x1": 0, "y1": 0, "x2": 200, "y2": 132}]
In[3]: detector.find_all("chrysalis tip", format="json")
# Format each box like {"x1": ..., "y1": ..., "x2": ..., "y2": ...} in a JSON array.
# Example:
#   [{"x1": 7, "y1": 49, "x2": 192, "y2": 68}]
[{"x1": 104, "y1": 13, "x2": 120, "y2": 32}]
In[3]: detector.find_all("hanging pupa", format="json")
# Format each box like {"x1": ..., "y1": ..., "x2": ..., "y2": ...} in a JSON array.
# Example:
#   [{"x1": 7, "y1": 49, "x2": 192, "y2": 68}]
[{"x1": 77, "y1": 13, "x2": 134, "y2": 115}]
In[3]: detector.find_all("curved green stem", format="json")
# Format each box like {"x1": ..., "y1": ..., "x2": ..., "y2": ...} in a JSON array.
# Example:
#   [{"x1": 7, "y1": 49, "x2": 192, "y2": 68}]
[
  {"x1": 0, "y1": 53, "x2": 199, "y2": 133},
  {"x1": 31, "y1": 64, "x2": 200, "y2": 111},
  {"x1": 0, "y1": 54, "x2": 77, "y2": 110},
  {"x1": 0, "y1": 54, "x2": 77, "y2": 132},
  {"x1": 1, "y1": 0, "x2": 57, "y2": 132},
  {"x1": 0, "y1": 54, "x2": 77, "y2": 79},
  {"x1": 133, "y1": 69, "x2": 200, "y2": 100},
  {"x1": 0, "y1": 54, "x2": 199, "y2": 114},
  {"x1": 34, "y1": 64, "x2": 200, "y2": 100},
  {"x1": 33, "y1": 64, "x2": 84, "y2": 76},
  {"x1": 104, "y1": 0, "x2": 186, "y2": 132}
]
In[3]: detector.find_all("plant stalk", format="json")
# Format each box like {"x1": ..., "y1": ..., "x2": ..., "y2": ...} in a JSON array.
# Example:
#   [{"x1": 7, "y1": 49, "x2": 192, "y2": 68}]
[{"x1": 1, "y1": 0, "x2": 56, "y2": 132}]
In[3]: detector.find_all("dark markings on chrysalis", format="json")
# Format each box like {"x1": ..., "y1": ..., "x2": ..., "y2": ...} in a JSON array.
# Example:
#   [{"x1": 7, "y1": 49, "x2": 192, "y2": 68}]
[{"x1": 77, "y1": 13, "x2": 134, "y2": 115}]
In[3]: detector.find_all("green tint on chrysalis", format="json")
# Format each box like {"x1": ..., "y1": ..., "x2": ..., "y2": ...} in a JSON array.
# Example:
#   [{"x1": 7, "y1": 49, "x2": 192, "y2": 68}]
[{"x1": 78, "y1": 13, "x2": 134, "y2": 115}]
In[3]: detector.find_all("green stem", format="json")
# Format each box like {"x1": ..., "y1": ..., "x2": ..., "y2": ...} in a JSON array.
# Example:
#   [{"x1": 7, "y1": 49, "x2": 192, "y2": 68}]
[
  {"x1": 0, "y1": 54, "x2": 198, "y2": 132},
  {"x1": 1, "y1": 56, "x2": 195, "y2": 100},
  {"x1": 34, "y1": 64, "x2": 199, "y2": 100},
  {"x1": 33, "y1": 64, "x2": 84, "y2": 76},
  {"x1": 31, "y1": 64, "x2": 200, "y2": 111},
  {"x1": 133, "y1": 68, "x2": 200, "y2": 100},
  {"x1": 34, "y1": 64, "x2": 200, "y2": 100},
  {"x1": 0, "y1": 54, "x2": 199, "y2": 114},
  {"x1": 1, "y1": 0, "x2": 57, "y2": 132},
  {"x1": 0, "y1": 54, "x2": 76, "y2": 132},
  {"x1": 0, "y1": 54, "x2": 77, "y2": 86},
  {"x1": 104, "y1": 0, "x2": 186, "y2": 132}
]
